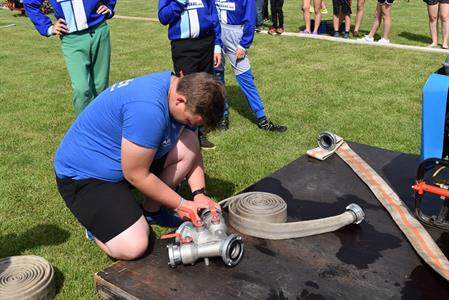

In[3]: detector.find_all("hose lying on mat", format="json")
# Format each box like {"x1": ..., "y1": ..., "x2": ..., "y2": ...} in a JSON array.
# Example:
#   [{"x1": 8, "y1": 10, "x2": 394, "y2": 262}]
[
  {"x1": 307, "y1": 131, "x2": 449, "y2": 281},
  {"x1": 219, "y1": 192, "x2": 364, "y2": 240}
]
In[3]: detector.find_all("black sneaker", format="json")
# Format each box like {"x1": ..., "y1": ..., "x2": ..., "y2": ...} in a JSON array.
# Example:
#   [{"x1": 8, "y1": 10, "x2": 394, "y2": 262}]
[
  {"x1": 333, "y1": 31, "x2": 340, "y2": 38},
  {"x1": 199, "y1": 135, "x2": 216, "y2": 150},
  {"x1": 255, "y1": 26, "x2": 264, "y2": 33},
  {"x1": 343, "y1": 31, "x2": 350, "y2": 39},
  {"x1": 217, "y1": 117, "x2": 229, "y2": 131},
  {"x1": 257, "y1": 118, "x2": 288, "y2": 132}
]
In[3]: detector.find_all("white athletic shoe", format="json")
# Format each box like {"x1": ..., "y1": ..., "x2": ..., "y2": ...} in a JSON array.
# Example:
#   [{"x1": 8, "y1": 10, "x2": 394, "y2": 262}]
[
  {"x1": 358, "y1": 36, "x2": 374, "y2": 42},
  {"x1": 377, "y1": 38, "x2": 390, "y2": 44}
]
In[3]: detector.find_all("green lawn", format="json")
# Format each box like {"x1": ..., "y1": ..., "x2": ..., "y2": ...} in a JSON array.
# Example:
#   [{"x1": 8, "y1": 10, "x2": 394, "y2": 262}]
[{"x1": 0, "y1": 0, "x2": 446, "y2": 298}]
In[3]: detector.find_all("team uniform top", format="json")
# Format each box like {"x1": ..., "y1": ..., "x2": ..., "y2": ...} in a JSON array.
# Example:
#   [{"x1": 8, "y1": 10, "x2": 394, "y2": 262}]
[
  {"x1": 23, "y1": 0, "x2": 116, "y2": 36},
  {"x1": 215, "y1": 0, "x2": 256, "y2": 49},
  {"x1": 54, "y1": 72, "x2": 188, "y2": 182},
  {"x1": 158, "y1": 0, "x2": 223, "y2": 49}
]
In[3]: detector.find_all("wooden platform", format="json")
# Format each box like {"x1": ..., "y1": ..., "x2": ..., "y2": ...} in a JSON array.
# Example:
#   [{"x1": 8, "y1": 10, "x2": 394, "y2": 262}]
[{"x1": 95, "y1": 143, "x2": 449, "y2": 299}]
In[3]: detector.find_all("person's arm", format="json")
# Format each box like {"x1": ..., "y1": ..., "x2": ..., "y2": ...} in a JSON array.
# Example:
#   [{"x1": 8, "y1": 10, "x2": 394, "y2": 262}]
[
  {"x1": 121, "y1": 138, "x2": 217, "y2": 221},
  {"x1": 158, "y1": 0, "x2": 187, "y2": 25},
  {"x1": 23, "y1": 0, "x2": 54, "y2": 36},
  {"x1": 239, "y1": 0, "x2": 256, "y2": 50},
  {"x1": 210, "y1": 0, "x2": 223, "y2": 67}
]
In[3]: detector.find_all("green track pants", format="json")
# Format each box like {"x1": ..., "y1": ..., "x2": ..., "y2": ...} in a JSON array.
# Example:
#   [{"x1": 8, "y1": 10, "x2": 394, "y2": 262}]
[{"x1": 61, "y1": 21, "x2": 111, "y2": 116}]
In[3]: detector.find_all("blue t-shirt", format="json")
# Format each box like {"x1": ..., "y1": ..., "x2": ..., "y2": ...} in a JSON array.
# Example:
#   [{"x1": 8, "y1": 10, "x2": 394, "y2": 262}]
[{"x1": 54, "y1": 72, "x2": 186, "y2": 182}]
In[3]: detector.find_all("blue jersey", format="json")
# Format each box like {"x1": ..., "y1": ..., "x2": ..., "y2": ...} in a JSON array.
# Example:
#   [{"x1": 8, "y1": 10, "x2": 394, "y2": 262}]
[
  {"x1": 158, "y1": 0, "x2": 222, "y2": 48},
  {"x1": 215, "y1": 0, "x2": 255, "y2": 49},
  {"x1": 23, "y1": 0, "x2": 116, "y2": 36},
  {"x1": 54, "y1": 72, "x2": 186, "y2": 182}
]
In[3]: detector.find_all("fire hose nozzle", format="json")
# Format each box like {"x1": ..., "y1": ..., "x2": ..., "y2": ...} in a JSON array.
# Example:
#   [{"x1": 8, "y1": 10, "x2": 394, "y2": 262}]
[{"x1": 346, "y1": 203, "x2": 365, "y2": 224}]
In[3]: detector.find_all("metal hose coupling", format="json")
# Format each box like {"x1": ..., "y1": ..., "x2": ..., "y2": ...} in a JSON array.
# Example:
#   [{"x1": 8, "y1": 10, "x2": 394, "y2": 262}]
[
  {"x1": 163, "y1": 210, "x2": 244, "y2": 268},
  {"x1": 318, "y1": 131, "x2": 338, "y2": 150}
]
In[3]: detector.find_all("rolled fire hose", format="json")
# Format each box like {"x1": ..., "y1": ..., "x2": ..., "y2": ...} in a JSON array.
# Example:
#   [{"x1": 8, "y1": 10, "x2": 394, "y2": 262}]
[
  {"x1": 0, "y1": 255, "x2": 55, "y2": 300},
  {"x1": 307, "y1": 131, "x2": 449, "y2": 281},
  {"x1": 219, "y1": 192, "x2": 365, "y2": 240}
]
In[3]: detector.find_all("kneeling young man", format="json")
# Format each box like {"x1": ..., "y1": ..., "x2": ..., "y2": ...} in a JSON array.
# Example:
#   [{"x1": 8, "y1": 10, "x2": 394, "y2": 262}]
[{"x1": 54, "y1": 72, "x2": 225, "y2": 260}]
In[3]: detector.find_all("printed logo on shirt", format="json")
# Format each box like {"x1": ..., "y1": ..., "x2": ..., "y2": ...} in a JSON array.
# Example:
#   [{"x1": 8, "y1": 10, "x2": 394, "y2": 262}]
[
  {"x1": 186, "y1": 0, "x2": 205, "y2": 10},
  {"x1": 216, "y1": 1, "x2": 235, "y2": 11},
  {"x1": 161, "y1": 137, "x2": 171, "y2": 148}
]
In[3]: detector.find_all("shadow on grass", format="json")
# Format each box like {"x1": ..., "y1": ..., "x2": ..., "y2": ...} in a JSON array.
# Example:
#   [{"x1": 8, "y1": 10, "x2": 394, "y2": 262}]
[
  {"x1": 398, "y1": 31, "x2": 432, "y2": 44},
  {"x1": 0, "y1": 224, "x2": 69, "y2": 295},
  {"x1": 226, "y1": 85, "x2": 260, "y2": 126},
  {"x1": 178, "y1": 174, "x2": 236, "y2": 201}
]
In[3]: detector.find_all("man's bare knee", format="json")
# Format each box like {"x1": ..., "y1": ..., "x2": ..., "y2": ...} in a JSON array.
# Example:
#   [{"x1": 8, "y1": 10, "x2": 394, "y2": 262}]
[{"x1": 108, "y1": 236, "x2": 149, "y2": 260}]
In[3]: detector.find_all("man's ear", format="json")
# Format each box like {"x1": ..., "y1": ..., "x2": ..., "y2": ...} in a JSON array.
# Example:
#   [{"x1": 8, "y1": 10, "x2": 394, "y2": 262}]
[{"x1": 175, "y1": 94, "x2": 187, "y2": 106}]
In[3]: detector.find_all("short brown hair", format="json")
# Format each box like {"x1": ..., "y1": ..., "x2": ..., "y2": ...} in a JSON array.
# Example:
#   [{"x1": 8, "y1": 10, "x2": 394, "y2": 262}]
[{"x1": 177, "y1": 73, "x2": 226, "y2": 129}]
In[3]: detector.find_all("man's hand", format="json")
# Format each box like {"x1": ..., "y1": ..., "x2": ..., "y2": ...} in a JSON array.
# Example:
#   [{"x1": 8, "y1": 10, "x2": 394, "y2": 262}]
[
  {"x1": 176, "y1": 196, "x2": 221, "y2": 226},
  {"x1": 97, "y1": 4, "x2": 111, "y2": 15},
  {"x1": 235, "y1": 48, "x2": 246, "y2": 61},
  {"x1": 193, "y1": 193, "x2": 221, "y2": 211},
  {"x1": 51, "y1": 19, "x2": 69, "y2": 35},
  {"x1": 213, "y1": 53, "x2": 222, "y2": 68}
]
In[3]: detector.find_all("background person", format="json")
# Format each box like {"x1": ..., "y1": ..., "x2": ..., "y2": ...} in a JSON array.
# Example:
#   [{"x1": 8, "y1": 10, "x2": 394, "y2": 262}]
[
  {"x1": 268, "y1": 0, "x2": 285, "y2": 34},
  {"x1": 358, "y1": 0, "x2": 393, "y2": 44},
  {"x1": 332, "y1": 0, "x2": 351, "y2": 38},
  {"x1": 301, "y1": 0, "x2": 323, "y2": 34},
  {"x1": 214, "y1": 0, "x2": 288, "y2": 132},
  {"x1": 23, "y1": 0, "x2": 116, "y2": 116},
  {"x1": 54, "y1": 72, "x2": 225, "y2": 260},
  {"x1": 424, "y1": 0, "x2": 449, "y2": 49},
  {"x1": 158, "y1": 0, "x2": 223, "y2": 150}
]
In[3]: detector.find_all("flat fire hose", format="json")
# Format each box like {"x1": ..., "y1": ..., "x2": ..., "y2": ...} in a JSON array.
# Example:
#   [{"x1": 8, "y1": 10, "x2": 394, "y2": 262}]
[
  {"x1": 0, "y1": 255, "x2": 55, "y2": 299},
  {"x1": 219, "y1": 192, "x2": 365, "y2": 240},
  {"x1": 307, "y1": 131, "x2": 449, "y2": 281}
]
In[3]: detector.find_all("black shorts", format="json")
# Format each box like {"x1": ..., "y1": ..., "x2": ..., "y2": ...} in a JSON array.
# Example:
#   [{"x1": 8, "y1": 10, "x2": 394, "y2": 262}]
[
  {"x1": 56, "y1": 154, "x2": 168, "y2": 243},
  {"x1": 332, "y1": 0, "x2": 352, "y2": 15},
  {"x1": 378, "y1": 0, "x2": 394, "y2": 5},
  {"x1": 424, "y1": 0, "x2": 449, "y2": 5},
  {"x1": 171, "y1": 32, "x2": 215, "y2": 76}
]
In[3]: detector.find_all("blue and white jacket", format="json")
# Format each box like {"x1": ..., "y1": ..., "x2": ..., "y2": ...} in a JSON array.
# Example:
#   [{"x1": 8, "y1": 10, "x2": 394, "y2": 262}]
[
  {"x1": 158, "y1": 0, "x2": 222, "y2": 51},
  {"x1": 23, "y1": 0, "x2": 116, "y2": 37},
  {"x1": 215, "y1": 0, "x2": 255, "y2": 50}
]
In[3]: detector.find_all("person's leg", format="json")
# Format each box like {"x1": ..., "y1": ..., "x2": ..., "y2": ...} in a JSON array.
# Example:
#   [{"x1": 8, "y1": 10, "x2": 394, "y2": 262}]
[
  {"x1": 367, "y1": 4, "x2": 382, "y2": 39},
  {"x1": 61, "y1": 33, "x2": 93, "y2": 116},
  {"x1": 256, "y1": 0, "x2": 264, "y2": 27},
  {"x1": 303, "y1": 0, "x2": 312, "y2": 32},
  {"x1": 57, "y1": 178, "x2": 149, "y2": 260},
  {"x1": 381, "y1": 4, "x2": 392, "y2": 40},
  {"x1": 427, "y1": 4, "x2": 439, "y2": 47},
  {"x1": 277, "y1": 0, "x2": 284, "y2": 29},
  {"x1": 270, "y1": 0, "x2": 278, "y2": 28},
  {"x1": 263, "y1": 0, "x2": 269, "y2": 20},
  {"x1": 90, "y1": 22, "x2": 111, "y2": 99},
  {"x1": 354, "y1": 0, "x2": 365, "y2": 35},
  {"x1": 440, "y1": 3, "x2": 449, "y2": 48},
  {"x1": 332, "y1": 0, "x2": 341, "y2": 35},
  {"x1": 313, "y1": 0, "x2": 322, "y2": 33},
  {"x1": 100, "y1": 216, "x2": 149, "y2": 260},
  {"x1": 344, "y1": 14, "x2": 351, "y2": 32}
]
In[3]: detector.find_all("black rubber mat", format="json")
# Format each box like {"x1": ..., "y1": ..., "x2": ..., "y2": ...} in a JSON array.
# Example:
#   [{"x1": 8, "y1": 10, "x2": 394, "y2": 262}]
[{"x1": 96, "y1": 143, "x2": 449, "y2": 299}]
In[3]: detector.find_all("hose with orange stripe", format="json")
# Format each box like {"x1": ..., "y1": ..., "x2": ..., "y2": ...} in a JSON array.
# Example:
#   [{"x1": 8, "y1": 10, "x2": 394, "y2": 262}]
[{"x1": 307, "y1": 132, "x2": 449, "y2": 281}]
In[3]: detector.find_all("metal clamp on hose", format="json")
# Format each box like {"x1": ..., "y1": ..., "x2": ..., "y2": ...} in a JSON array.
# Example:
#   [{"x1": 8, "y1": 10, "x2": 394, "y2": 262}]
[
  {"x1": 318, "y1": 131, "x2": 338, "y2": 151},
  {"x1": 162, "y1": 210, "x2": 244, "y2": 268}
]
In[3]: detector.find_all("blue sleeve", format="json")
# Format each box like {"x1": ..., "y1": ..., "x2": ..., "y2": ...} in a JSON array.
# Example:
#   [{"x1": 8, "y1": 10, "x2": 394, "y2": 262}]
[
  {"x1": 23, "y1": 0, "x2": 53, "y2": 36},
  {"x1": 122, "y1": 102, "x2": 165, "y2": 149},
  {"x1": 210, "y1": 0, "x2": 223, "y2": 48},
  {"x1": 158, "y1": 0, "x2": 186, "y2": 25},
  {"x1": 240, "y1": 0, "x2": 255, "y2": 49},
  {"x1": 104, "y1": 0, "x2": 117, "y2": 19}
]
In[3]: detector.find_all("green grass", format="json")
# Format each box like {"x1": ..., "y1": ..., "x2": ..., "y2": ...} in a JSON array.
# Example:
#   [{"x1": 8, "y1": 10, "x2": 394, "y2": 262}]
[{"x1": 0, "y1": 0, "x2": 446, "y2": 298}]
